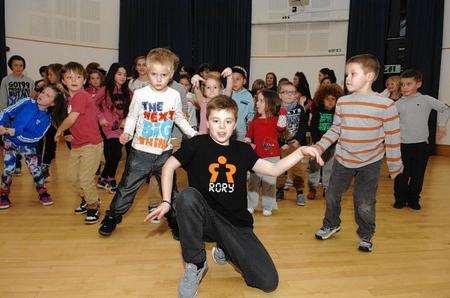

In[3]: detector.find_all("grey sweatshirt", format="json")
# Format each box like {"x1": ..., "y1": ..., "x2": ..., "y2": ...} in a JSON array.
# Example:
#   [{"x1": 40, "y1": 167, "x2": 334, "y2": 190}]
[
  {"x1": 395, "y1": 92, "x2": 450, "y2": 144},
  {"x1": 0, "y1": 74, "x2": 35, "y2": 110}
]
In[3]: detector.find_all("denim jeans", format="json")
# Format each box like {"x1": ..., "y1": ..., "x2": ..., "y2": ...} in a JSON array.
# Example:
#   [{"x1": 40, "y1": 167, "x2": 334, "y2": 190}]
[
  {"x1": 174, "y1": 187, "x2": 278, "y2": 292},
  {"x1": 109, "y1": 148, "x2": 175, "y2": 215},
  {"x1": 323, "y1": 159, "x2": 382, "y2": 241}
]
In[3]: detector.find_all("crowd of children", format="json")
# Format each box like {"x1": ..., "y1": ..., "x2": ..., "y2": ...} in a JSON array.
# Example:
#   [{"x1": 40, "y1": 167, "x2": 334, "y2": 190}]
[{"x1": 1, "y1": 50, "x2": 449, "y2": 297}]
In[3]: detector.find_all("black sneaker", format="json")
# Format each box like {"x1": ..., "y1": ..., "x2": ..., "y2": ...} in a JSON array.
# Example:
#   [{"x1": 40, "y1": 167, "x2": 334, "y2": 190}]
[
  {"x1": 85, "y1": 208, "x2": 100, "y2": 224},
  {"x1": 276, "y1": 189, "x2": 284, "y2": 201},
  {"x1": 98, "y1": 212, "x2": 122, "y2": 236},
  {"x1": 74, "y1": 198, "x2": 87, "y2": 214},
  {"x1": 393, "y1": 201, "x2": 406, "y2": 209},
  {"x1": 358, "y1": 240, "x2": 373, "y2": 252},
  {"x1": 408, "y1": 201, "x2": 421, "y2": 210}
]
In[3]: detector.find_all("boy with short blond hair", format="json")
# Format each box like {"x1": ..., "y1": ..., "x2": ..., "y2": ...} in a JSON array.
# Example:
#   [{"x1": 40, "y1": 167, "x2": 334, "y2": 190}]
[
  {"x1": 55, "y1": 62, "x2": 104, "y2": 224},
  {"x1": 394, "y1": 69, "x2": 449, "y2": 210},
  {"x1": 146, "y1": 95, "x2": 323, "y2": 297},
  {"x1": 312, "y1": 54, "x2": 403, "y2": 252},
  {"x1": 98, "y1": 47, "x2": 197, "y2": 236}
]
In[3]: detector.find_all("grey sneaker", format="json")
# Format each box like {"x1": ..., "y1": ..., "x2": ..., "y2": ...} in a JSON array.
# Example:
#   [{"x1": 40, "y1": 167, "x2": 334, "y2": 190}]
[
  {"x1": 315, "y1": 226, "x2": 341, "y2": 240},
  {"x1": 212, "y1": 247, "x2": 227, "y2": 265},
  {"x1": 179, "y1": 262, "x2": 208, "y2": 298},
  {"x1": 358, "y1": 240, "x2": 373, "y2": 252},
  {"x1": 296, "y1": 192, "x2": 307, "y2": 206}
]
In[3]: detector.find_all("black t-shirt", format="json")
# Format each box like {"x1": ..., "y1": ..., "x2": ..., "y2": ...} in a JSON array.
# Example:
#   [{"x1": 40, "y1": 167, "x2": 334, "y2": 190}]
[{"x1": 173, "y1": 134, "x2": 259, "y2": 228}]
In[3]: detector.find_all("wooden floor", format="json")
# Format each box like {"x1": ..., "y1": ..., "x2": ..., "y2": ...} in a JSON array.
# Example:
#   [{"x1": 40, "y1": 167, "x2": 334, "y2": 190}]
[{"x1": 1, "y1": 146, "x2": 450, "y2": 298}]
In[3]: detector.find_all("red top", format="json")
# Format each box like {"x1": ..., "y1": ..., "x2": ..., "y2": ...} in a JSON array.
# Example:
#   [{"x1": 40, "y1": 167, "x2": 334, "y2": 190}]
[
  {"x1": 68, "y1": 89, "x2": 102, "y2": 148},
  {"x1": 246, "y1": 116, "x2": 281, "y2": 158}
]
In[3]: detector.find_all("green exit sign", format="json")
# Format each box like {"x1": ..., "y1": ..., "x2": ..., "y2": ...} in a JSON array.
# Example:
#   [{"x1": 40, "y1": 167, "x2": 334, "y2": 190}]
[{"x1": 384, "y1": 64, "x2": 402, "y2": 74}]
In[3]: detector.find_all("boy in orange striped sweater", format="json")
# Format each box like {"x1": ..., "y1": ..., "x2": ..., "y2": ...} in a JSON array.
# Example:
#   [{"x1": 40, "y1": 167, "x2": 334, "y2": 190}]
[{"x1": 311, "y1": 54, "x2": 403, "y2": 252}]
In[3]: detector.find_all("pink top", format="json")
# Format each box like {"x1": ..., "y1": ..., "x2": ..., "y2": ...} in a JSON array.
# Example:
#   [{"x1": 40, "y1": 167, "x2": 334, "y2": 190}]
[{"x1": 95, "y1": 87, "x2": 131, "y2": 139}]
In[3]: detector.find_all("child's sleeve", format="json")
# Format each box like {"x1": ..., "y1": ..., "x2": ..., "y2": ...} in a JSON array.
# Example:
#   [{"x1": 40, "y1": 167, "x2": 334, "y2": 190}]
[
  {"x1": 173, "y1": 93, "x2": 197, "y2": 138},
  {"x1": 245, "y1": 120, "x2": 254, "y2": 140},
  {"x1": 276, "y1": 107, "x2": 287, "y2": 132},
  {"x1": 245, "y1": 93, "x2": 255, "y2": 123},
  {"x1": 427, "y1": 96, "x2": 450, "y2": 127},
  {"x1": 383, "y1": 103, "x2": 403, "y2": 178},
  {"x1": 314, "y1": 103, "x2": 341, "y2": 154},
  {"x1": 294, "y1": 107, "x2": 309, "y2": 145},
  {"x1": 0, "y1": 98, "x2": 30, "y2": 126},
  {"x1": 123, "y1": 93, "x2": 140, "y2": 136}
]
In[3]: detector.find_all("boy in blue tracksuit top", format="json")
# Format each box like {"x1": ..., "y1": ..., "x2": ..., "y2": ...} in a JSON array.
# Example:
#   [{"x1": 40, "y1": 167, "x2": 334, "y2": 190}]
[{"x1": 0, "y1": 86, "x2": 63, "y2": 209}]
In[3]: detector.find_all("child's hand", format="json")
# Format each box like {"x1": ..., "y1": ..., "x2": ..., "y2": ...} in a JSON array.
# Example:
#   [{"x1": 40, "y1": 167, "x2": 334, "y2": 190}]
[
  {"x1": 144, "y1": 202, "x2": 171, "y2": 222},
  {"x1": 298, "y1": 96, "x2": 307, "y2": 107},
  {"x1": 221, "y1": 67, "x2": 232, "y2": 78},
  {"x1": 281, "y1": 144, "x2": 289, "y2": 150},
  {"x1": 250, "y1": 143, "x2": 256, "y2": 150},
  {"x1": 300, "y1": 146, "x2": 324, "y2": 166},
  {"x1": 7, "y1": 128, "x2": 15, "y2": 136},
  {"x1": 289, "y1": 139, "x2": 300, "y2": 148},
  {"x1": 64, "y1": 135, "x2": 73, "y2": 142},
  {"x1": 54, "y1": 129, "x2": 62, "y2": 142},
  {"x1": 99, "y1": 118, "x2": 109, "y2": 127},
  {"x1": 191, "y1": 74, "x2": 204, "y2": 89},
  {"x1": 243, "y1": 137, "x2": 252, "y2": 144},
  {"x1": 437, "y1": 126, "x2": 447, "y2": 141},
  {"x1": 119, "y1": 133, "x2": 131, "y2": 145},
  {"x1": 0, "y1": 125, "x2": 6, "y2": 135}
]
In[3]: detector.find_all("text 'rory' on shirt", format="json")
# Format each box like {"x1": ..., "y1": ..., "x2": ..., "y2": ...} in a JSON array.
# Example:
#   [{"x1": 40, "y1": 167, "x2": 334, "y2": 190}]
[
  {"x1": 0, "y1": 98, "x2": 51, "y2": 146},
  {"x1": 123, "y1": 85, "x2": 197, "y2": 155}
]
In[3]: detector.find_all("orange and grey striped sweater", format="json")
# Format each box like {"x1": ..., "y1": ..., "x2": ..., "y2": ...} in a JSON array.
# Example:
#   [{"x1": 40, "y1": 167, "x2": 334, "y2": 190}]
[{"x1": 314, "y1": 92, "x2": 403, "y2": 177}]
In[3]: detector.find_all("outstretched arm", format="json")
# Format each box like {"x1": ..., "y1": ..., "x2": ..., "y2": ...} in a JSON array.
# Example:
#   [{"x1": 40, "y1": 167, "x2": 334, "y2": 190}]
[{"x1": 253, "y1": 146, "x2": 323, "y2": 177}]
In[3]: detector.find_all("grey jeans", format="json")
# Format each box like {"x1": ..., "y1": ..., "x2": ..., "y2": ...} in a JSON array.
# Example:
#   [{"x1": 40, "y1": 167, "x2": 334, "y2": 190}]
[
  {"x1": 308, "y1": 156, "x2": 334, "y2": 189},
  {"x1": 109, "y1": 148, "x2": 175, "y2": 215},
  {"x1": 323, "y1": 159, "x2": 382, "y2": 241}
]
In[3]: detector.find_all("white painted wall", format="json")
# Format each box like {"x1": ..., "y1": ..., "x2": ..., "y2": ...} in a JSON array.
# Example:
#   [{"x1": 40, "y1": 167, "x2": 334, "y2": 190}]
[
  {"x1": 438, "y1": 2, "x2": 450, "y2": 145},
  {"x1": 249, "y1": 0, "x2": 349, "y2": 93},
  {"x1": 5, "y1": 0, "x2": 119, "y2": 80}
]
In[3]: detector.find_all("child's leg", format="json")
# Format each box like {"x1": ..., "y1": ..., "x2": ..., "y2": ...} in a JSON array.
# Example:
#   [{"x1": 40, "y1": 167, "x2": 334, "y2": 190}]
[
  {"x1": 1, "y1": 140, "x2": 17, "y2": 194},
  {"x1": 308, "y1": 159, "x2": 321, "y2": 189},
  {"x1": 352, "y1": 160, "x2": 382, "y2": 242},
  {"x1": 214, "y1": 216, "x2": 278, "y2": 292},
  {"x1": 397, "y1": 143, "x2": 414, "y2": 204},
  {"x1": 77, "y1": 144, "x2": 103, "y2": 207},
  {"x1": 323, "y1": 160, "x2": 354, "y2": 228},
  {"x1": 408, "y1": 142, "x2": 429, "y2": 205},
  {"x1": 21, "y1": 145, "x2": 45, "y2": 189},
  {"x1": 68, "y1": 147, "x2": 82, "y2": 197},
  {"x1": 101, "y1": 138, "x2": 122, "y2": 179},
  {"x1": 321, "y1": 156, "x2": 334, "y2": 189},
  {"x1": 174, "y1": 187, "x2": 278, "y2": 292},
  {"x1": 261, "y1": 156, "x2": 279, "y2": 211},
  {"x1": 247, "y1": 172, "x2": 261, "y2": 211},
  {"x1": 109, "y1": 149, "x2": 168, "y2": 215}
]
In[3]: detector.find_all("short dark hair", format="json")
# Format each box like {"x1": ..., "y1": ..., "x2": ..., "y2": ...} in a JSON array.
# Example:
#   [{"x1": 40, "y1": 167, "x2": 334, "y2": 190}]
[
  {"x1": 8, "y1": 55, "x2": 26, "y2": 70},
  {"x1": 206, "y1": 95, "x2": 238, "y2": 120},
  {"x1": 401, "y1": 69, "x2": 423, "y2": 82},
  {"x1": 39, "y1": 65, "x2": 48, "y2": 75},
  {"x1": 347, "y1": 54, "x2": 380, "y2": 80}
]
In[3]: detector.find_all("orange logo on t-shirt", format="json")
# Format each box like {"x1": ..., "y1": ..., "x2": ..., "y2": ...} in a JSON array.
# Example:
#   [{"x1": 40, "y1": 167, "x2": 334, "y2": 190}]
[{"x1": 208, "y1": 156, "x2": 236, "y2": 193}]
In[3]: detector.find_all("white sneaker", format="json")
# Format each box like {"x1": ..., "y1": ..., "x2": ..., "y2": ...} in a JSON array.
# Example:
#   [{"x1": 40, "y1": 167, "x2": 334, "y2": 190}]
[{"x1": 262, "y1": 209, "x2": 272, "y2": 216}]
